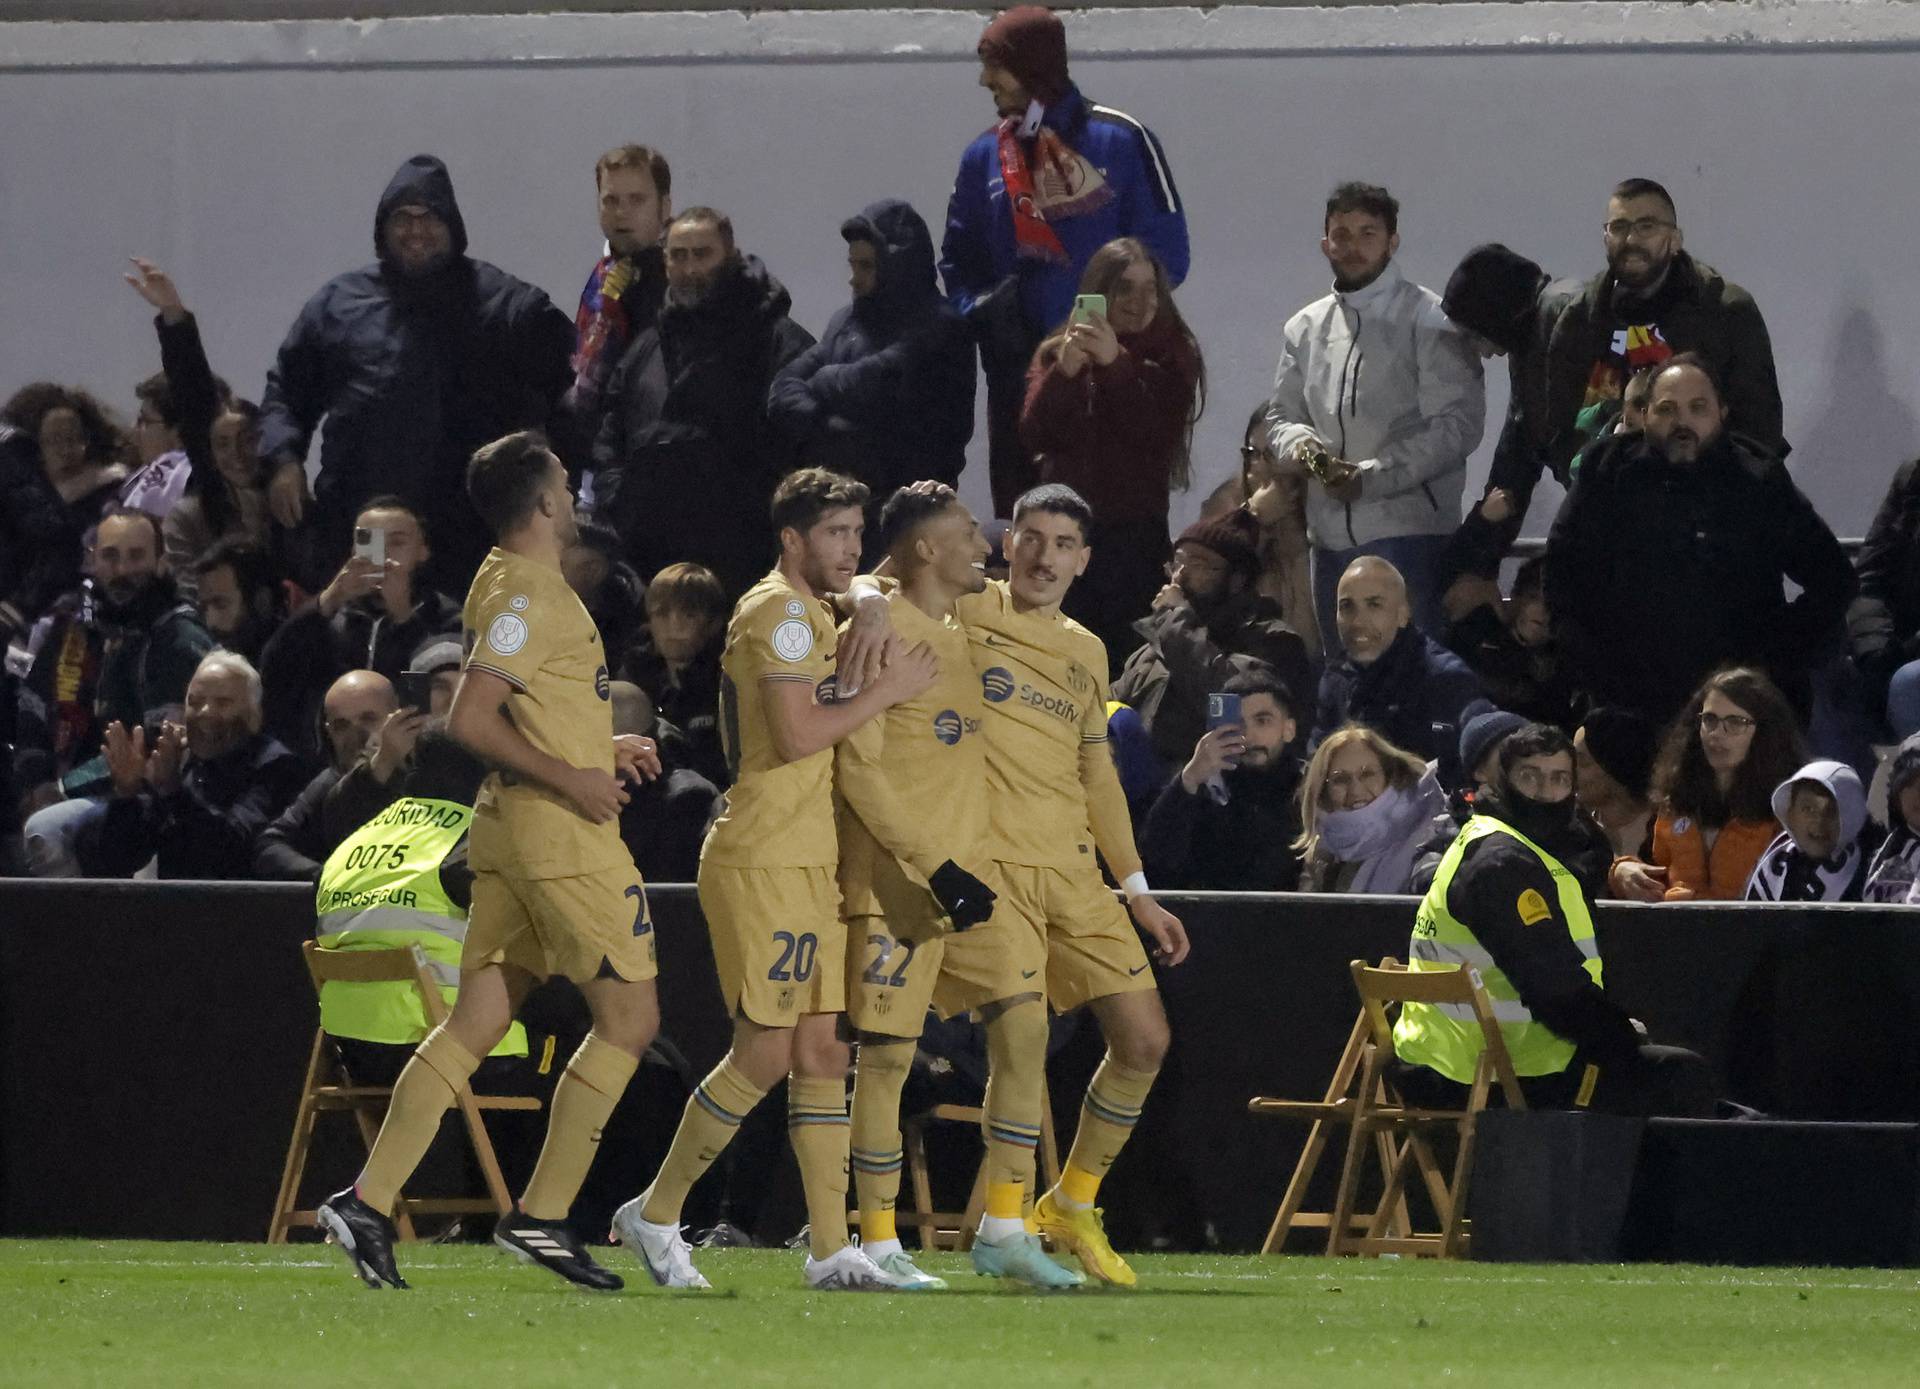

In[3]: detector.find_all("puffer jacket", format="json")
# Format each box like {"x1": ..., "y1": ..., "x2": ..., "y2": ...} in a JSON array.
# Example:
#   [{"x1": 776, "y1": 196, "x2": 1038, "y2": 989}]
[
  {"x1": 592, "y1": 254, "x2": 815, "y2": 597},
  {"x1": 258, "y1": 155, "x2": 575, "y2": 582},
  {"x1": 1266, "y1": 260, "x2": 1485, "y2": 549},
  {"x1": 768, "y1": 199, "x2": 974, "y2": 494}
]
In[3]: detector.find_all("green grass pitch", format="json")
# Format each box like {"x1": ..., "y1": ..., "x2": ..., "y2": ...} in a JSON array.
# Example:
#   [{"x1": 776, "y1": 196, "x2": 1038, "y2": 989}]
[{"x1": 3, "y1": 1241, "x2": 1918, "y2": 1387}]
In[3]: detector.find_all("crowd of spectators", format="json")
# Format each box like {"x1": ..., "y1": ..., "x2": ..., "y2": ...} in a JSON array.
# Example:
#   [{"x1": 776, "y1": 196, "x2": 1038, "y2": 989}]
[{"x1": 5, "y1": 5, "x2": 1919, "y2": 910}]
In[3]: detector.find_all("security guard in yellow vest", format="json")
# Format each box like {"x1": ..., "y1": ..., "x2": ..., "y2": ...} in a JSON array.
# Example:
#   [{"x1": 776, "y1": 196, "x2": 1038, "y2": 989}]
[
  {"x1": 1392, "y1": 723, "x2": 1712, "y2": 1117},
  {"x1": 314, "y1": 731, "x2": 527, "y2": 1061}
]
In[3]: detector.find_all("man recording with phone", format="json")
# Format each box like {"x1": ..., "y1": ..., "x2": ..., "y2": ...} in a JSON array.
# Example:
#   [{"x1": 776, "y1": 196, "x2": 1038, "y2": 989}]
[
  {"x1": 260, "y1": 496, "x2": 461, "y2": 768},
  {"x1": 1140, "y1": 665, "x2": 1305, "y2": 891}
]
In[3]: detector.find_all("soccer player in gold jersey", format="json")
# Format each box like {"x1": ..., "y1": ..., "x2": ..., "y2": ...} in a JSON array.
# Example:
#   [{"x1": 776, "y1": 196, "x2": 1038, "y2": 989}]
[
  {"x1": 846, "y1": 482, "x2": 1189, "y2": 1287},
  {"x1": 835, "y1": 485, "x2": 1079, "y2": 1290},
  {"x1": 318, "y1": 432, "x2": 664, "y2": 1291},
  {"x1": 614, "y1": 469, "x2": 940, "y2": 1291}
]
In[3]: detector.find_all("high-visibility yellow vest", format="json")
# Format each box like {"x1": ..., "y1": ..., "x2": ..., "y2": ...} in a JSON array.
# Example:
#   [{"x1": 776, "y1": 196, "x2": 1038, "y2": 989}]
[
  {"x1": 1392, "y1": 815, "x2": 1602, "y2": 1083},
  {"x1": 314, "y1": 798, "x2": 526, "y2": 1056}
]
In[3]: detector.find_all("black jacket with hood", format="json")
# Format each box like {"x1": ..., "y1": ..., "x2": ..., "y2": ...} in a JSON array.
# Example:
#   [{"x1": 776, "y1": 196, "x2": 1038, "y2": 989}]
[
  {"x1": 591, "y1": 253, "x2": 815, "y2": 597},
  {"x1": 257, "y1": 155, "x2": 575, "y2": 584},
  {"x1": 767, "y1": 200, "x2": 974, "y2": 497}
]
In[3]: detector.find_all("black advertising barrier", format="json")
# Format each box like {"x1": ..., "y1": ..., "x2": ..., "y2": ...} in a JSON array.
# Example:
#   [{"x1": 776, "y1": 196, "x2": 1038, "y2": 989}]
[{"x1": 3, "y1": 881, "x2": 1919, "y2": 1245}]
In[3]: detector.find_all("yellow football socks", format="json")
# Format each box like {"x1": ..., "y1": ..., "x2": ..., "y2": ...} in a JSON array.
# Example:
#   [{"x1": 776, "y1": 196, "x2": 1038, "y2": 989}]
[
  {"x1": 849, "y1": 1040, "x2": 912, "y2": 1248},
  {"x1": 982, "y1": 1001, "x2": 1049, "y2": 1191},
  {"x1": 788, "y1": 1074, "x2": 852, "y2": 1259},
  {"x1": 640, "y1": 1055, "x2": 768, "y2": 1225},
  {"x1": 355, "y1": 1025, "x2": 479, "y2": 1213},
  {"x1": 1058, "y1": 1052, "x2": 1157, "y2": 1209},
  {"x1": 519, "y1": 1033, "x2": 637, "y2": 1220}
]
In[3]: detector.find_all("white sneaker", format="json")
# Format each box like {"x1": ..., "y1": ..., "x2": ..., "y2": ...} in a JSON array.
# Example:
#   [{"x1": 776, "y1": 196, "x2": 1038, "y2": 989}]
[
  {"x1": 868, "y1": 1247, "x2": 948, "y2": 1290},
  {"x1": 803, "y1": 1244, "x2": 900, "y2": 1291},
  {"x1": 611, "y1": 1195, "x2": 711, "y2": 1289}
]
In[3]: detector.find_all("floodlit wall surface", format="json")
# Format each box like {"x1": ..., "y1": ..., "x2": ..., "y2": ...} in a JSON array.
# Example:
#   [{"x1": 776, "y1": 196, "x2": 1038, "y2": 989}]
[{"x1": 3, "y1": 4, "x2": 1917, "y2": 535}]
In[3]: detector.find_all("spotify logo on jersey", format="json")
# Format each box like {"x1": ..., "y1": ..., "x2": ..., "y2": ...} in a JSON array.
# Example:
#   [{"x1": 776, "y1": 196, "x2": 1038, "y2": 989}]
[
  {"x1": 933, "y1": 710, "x2": 963, "y2": 745},
  {"x1": 981, "y1": 667, "x2": 1015, "y2": 703}
]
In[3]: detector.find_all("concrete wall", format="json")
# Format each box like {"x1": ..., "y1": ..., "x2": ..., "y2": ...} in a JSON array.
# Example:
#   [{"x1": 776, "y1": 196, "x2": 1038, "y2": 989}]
[{"x1": 4, "y1": 4, "x2": 1918, "y2": 537}]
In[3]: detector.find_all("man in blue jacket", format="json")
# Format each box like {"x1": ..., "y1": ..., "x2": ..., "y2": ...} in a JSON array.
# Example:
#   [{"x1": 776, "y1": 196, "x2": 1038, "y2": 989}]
[
  {"x1": 258, "y1": 154, "x2": 574, "y2": 589},
  {"x1": 769, "y1": 199, "x2": 974, "y2": 562},
  {"x1": 940, "y1": 6, "x2": 1189, "y2": 514}
]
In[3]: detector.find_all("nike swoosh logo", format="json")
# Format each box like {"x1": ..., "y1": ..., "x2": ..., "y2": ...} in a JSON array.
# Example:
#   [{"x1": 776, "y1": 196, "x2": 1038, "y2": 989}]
[
  {"x1": 1128, "y1": 964, "x2": 1150, "y2": 976},
  {"x1": 1020, "y1": 969, "x2": 1037, "y2": 979}
]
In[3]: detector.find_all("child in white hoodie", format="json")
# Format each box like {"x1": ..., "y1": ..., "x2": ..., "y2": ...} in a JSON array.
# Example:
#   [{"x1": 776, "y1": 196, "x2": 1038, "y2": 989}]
[{"x1": 1744, "y1": 760, "x2": 1870, "y2": 903}]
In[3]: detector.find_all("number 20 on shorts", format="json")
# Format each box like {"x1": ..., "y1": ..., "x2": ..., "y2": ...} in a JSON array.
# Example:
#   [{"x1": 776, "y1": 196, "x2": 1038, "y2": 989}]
[{"x1": 768, "y1": 931, "x2": 817, "y2": 982}]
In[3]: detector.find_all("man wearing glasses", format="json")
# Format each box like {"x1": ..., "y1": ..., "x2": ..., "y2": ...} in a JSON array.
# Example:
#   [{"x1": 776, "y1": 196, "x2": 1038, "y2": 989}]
[{"x1": 1543, "y1": 178, "x2": 1784, "y2": 469}]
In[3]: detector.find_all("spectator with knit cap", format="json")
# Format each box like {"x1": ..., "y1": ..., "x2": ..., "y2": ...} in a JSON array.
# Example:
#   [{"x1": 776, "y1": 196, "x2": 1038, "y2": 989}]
[
  {"x1": 1113, "y1": 507, "x2": 1310, "y2": 769},
  {"x1": 1436, "y1": 243, "x2": 1580, "y2": 594},
  {"x1": 1575, "y1": 706, "x2": 1659, "y2": 860},
  {"x1": 1411, "y1": 706, "x2": 1527, "y2": 893},
  {"x1": 942, "y1": 4, "x2": 1189, "y2": 514},
  {"x1": 1021, "y1": 238, "x2": 1205, "y2": 662},
  {"x1": 1864, "y1": 734, "x2": 1920, "y2": 903}
]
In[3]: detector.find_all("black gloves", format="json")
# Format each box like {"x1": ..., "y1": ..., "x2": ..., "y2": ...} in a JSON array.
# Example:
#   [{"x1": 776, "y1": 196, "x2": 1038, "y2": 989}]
[{"x1": 929, "y1": 860, "x2": 997, "y2": 932}]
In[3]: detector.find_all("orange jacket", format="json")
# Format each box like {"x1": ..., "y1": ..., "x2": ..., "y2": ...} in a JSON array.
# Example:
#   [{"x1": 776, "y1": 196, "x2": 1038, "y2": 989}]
[{"x1": 1647, "y1": 812, "x2": 1780, "y2": 900}]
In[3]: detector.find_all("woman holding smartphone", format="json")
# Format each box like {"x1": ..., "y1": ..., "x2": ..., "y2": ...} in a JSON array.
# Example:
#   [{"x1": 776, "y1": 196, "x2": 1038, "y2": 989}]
[{"x1": 1019, "y1": 237, "x2": 1204, "y2": 671}]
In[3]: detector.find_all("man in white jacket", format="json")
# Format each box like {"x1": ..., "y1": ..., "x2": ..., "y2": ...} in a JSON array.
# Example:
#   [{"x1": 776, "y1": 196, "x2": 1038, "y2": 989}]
[{"x1": 1265, "y1": 182, "x2": 1484, "y2": 644}]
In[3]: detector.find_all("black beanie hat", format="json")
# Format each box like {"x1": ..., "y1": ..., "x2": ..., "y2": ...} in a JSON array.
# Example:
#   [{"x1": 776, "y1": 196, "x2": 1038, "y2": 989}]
[
  {"x1": 1580, "y1": 707, "x2": 1659, "y2": 803},
  {"x1": 1441, "y1": 243, "x2": 1549, "y2": 355}
]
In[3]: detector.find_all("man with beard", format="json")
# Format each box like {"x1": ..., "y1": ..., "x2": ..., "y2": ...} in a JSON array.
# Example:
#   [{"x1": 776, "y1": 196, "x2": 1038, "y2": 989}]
[
  {"x1": 768, "y1": 199, "x2": 975, "y2": 560},
  {"x1": 77, "y1": 651, "x2": 305, "y2": 879},
  {"x1": 252, "y1": 669, "x2": 401, "y2": 881},
  {"x1": 317, "y1": 430, "x2": 667, "y2": 1293},
  {"x1": 1141, "y1": 666, "x2": 1305, "y2": 891},
  {"x1": 1312, "y1": 556, "x2": 1482, "y2": 780},
  {"x1": 1543, "y1": 178, "x2": 1784, "y2": 469},
  {"x1": 941, "y1": 5, "x2": 1189, "y2": 515},
  {"x1": 1265, "y1": 182, "x2": 1484, "y2": 641},
  {"x1": 591, "y1": 208, "x2": 815, "y2": 598},
  {"x1": 17, "y1": 509, "x2": 215, "y2": 874},
  {"x1": 612, "y1": 469, "x2": 939, "y2": 1293},
  {"x1": 191, "y1": 540, "x2": 280, "y2": 663},
  {"x1": 1113, "y1": 509, "x2": 1311, "y2": 772},
  {"x1": 259, "y1": 154, "x2": 574, "y2": 588},
  {"x1": 1392, "y1": 723, "x2": 1713, "y2": 1117},
  {"x1": 1546, "y1": 354, "x2": 1852, "y2": 722},
  {"x1": 558, "y1": 145, "x2": 673, "y2": 487}
]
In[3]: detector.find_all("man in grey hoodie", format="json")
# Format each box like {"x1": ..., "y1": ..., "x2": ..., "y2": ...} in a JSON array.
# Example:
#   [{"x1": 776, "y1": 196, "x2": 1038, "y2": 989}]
[{"x1": 1265, "y1": 182, "x2": 1484, "y2": 643}]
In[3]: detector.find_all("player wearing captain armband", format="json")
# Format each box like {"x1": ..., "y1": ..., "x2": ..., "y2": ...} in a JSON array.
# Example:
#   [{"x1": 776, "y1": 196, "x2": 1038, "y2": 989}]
[{"x1": 612, "y1": 468, "x2": 943, "y2": 1292}]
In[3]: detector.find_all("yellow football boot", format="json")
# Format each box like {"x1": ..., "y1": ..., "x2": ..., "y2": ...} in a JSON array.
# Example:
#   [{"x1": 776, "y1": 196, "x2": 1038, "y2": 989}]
[{"x1": 1034, "y1": 1189, "x2": 1136, "y2": 1287}]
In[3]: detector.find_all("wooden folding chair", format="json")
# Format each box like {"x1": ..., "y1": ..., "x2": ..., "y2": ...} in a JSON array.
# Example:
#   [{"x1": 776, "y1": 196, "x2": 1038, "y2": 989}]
[
  {"x1": 1250, "y1": 957, "x2": 1526, "y2": 1259},
  {"x1": 267, "y1": 942, "x2": 543, "y2": 1243},
  {"x1": 898, "y1": 1085, "x2": 1062, "y2": 1252}
]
